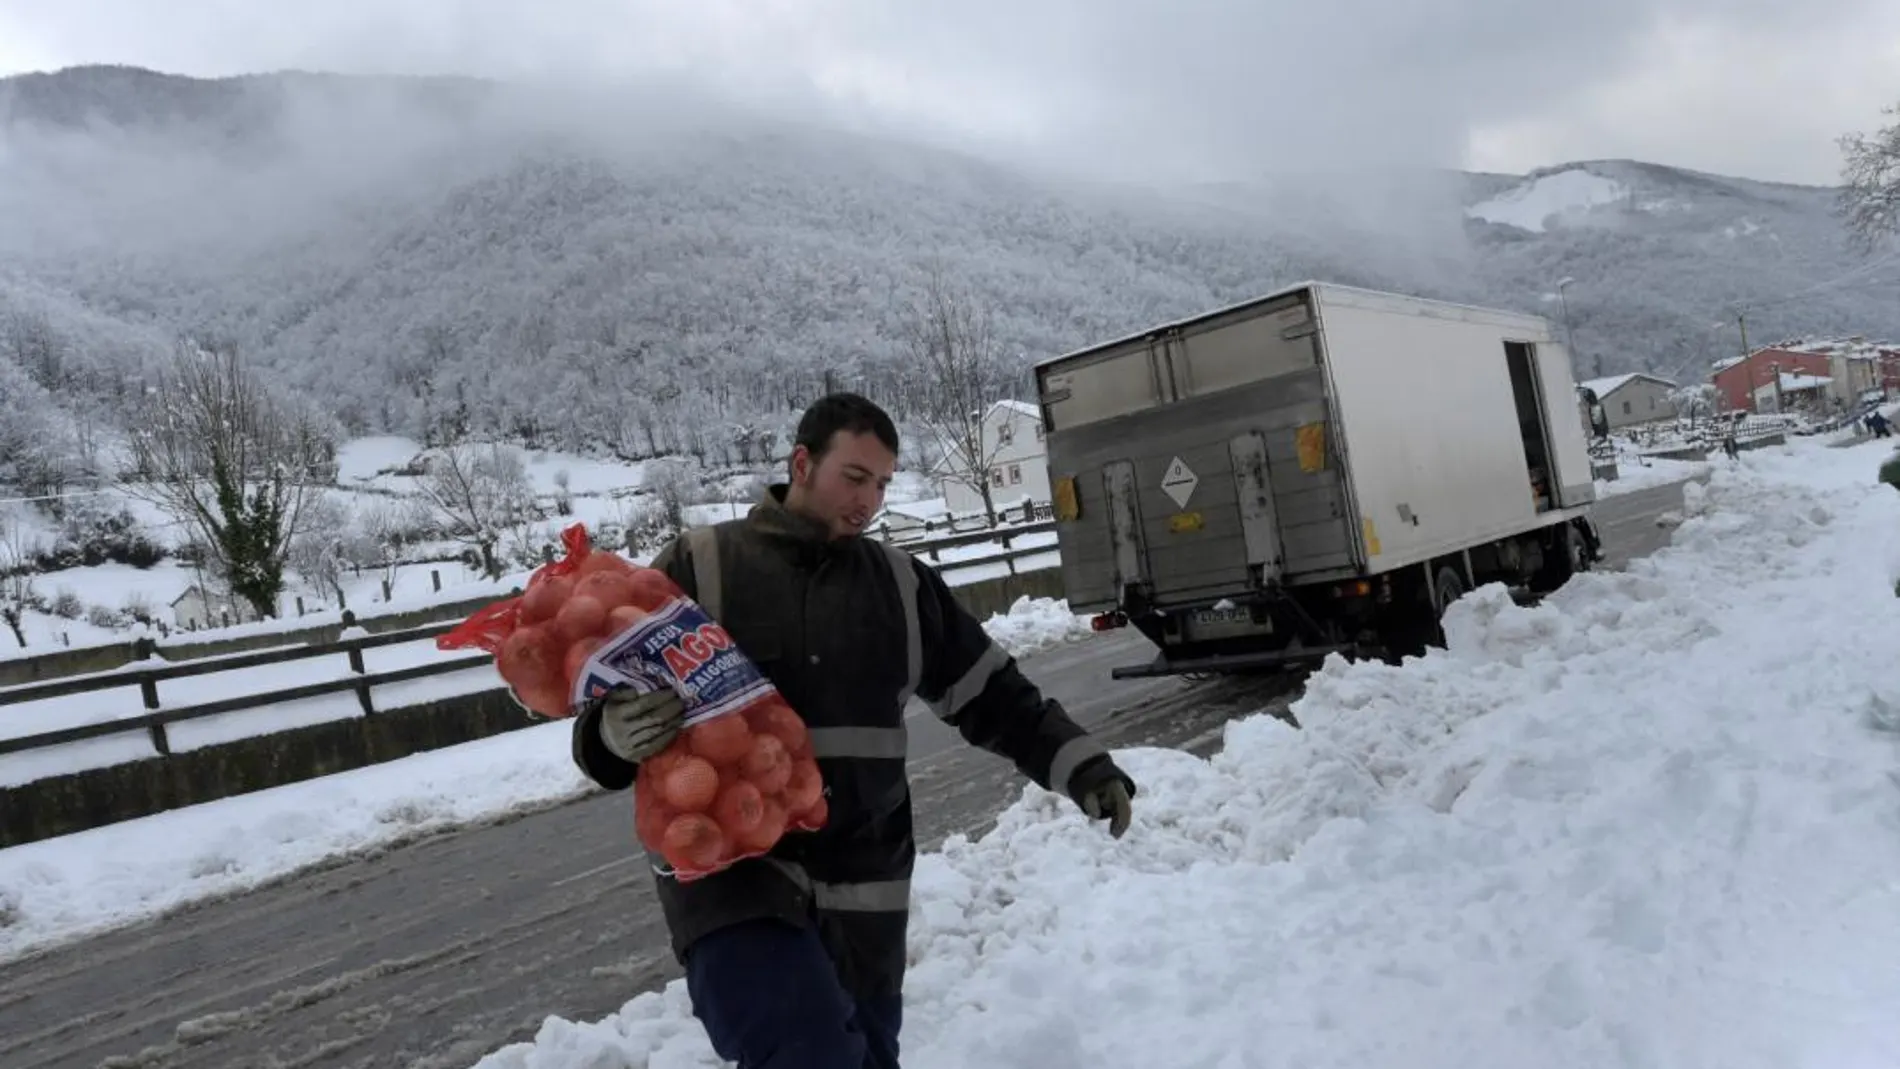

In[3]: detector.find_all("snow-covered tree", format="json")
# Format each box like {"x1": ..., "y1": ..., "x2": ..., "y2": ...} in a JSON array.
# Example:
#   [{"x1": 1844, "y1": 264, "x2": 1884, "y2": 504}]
[
  {"x1": 1667, "y1": 384, "x2": 1721, "y2": 423},
  {"x1": 418, "y1": 442, "x2": 534, "y2": 580},
  {"x1": 124, "y1": 339, "x2": 335, "y2": 619},
  {"x1": 0, "y1": 357, "x2": 84, "y2": 500},
  {"x1": 286, "y1": 494, "x2": 359, "y2": 606},
  {"x1": 1839, "y1": 103, "x2": 1900, "y2": 250},
  {"x1": 0, "y1": 511, "x2": 37, "y2": 648}
]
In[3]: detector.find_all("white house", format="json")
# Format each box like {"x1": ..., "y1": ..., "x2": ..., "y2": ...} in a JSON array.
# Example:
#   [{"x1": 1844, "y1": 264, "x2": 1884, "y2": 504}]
[
  {"x1": 171, "y1": 583, "x2": 264, "y2": 631},
  {"x1": 1580, "y1": 372, "x2": 1678, "y2": 429},
  {"x1": 934, "y1": 399, "x2": 1052, "y2": 517}
]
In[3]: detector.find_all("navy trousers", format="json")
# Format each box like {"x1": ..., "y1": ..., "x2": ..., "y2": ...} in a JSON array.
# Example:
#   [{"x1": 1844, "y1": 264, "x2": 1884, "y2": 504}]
[{"x1": 684, "y1": 918, "x2": 903, "y2": 1068}]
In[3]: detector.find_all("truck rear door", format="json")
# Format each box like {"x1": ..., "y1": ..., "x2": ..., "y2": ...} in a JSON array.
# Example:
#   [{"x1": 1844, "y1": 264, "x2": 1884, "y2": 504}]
[
  {"x1": 1040, "y1": 290, "x2": 1353, "y2": 612},
  {"x1": 1532, "y1": 342, "x2": 1598, "y2": 508}
]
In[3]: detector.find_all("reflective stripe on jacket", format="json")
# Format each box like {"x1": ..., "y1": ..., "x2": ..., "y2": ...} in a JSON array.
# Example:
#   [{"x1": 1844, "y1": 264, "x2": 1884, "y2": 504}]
[{"x1": 570, "y1": 484, "x2": 1107, "y2": 996}]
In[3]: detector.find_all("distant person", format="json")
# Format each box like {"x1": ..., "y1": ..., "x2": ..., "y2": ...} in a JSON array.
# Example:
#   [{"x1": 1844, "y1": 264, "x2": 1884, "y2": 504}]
[
  {"x1": 1868, "y1": 410, "x2": 1891, "y2": 439},
  {"x1": 553, "y1": 392, "x2": 1137, "y2": 1069}
]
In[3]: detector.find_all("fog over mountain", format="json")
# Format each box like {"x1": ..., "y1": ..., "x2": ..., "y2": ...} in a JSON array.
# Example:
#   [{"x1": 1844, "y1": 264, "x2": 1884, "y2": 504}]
[{"x1": 2, "y1": 65, "x2": 1893, "y2": 482}]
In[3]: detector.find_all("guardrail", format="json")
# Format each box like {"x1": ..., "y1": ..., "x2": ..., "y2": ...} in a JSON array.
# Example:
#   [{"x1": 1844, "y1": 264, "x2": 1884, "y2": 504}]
[
  {"x1": 879, "y1": 519, "x2": 1056, "y2": 567},
  {"x1": 0, "y1": 531, "x2": 1062, "y2": 759},
  {"x1": 0, "y1": 620, "x2": 491, "y2": 757}
]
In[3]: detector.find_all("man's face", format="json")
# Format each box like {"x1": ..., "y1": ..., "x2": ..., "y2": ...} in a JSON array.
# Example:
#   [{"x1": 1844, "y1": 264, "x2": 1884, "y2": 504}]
[{"x1": 787, "y1": 430, "x2": 896, "y2": 539}]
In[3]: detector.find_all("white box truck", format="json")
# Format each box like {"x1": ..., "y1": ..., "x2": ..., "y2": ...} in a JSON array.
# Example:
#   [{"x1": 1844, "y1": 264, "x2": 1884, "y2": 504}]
[{"x1": 1034, "y1": 281, "x2": 1604, "y2": 678}]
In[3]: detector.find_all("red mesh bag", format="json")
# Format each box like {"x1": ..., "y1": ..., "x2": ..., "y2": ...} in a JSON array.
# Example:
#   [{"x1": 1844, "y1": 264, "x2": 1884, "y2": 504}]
[{"x1": 439, "y1": 523, "x2": 828, "y2": 880}]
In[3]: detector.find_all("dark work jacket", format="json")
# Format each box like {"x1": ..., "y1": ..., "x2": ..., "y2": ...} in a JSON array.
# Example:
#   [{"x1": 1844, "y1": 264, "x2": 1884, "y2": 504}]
[{"x1": 571, "y1": 484, "x2": 1111, "y2": 997}]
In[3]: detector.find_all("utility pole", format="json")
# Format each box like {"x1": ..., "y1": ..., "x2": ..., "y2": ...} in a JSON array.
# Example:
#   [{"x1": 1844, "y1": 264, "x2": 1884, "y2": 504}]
[{"x1": 1737, "y1": 311, "x2": 1754, "y2": 411}]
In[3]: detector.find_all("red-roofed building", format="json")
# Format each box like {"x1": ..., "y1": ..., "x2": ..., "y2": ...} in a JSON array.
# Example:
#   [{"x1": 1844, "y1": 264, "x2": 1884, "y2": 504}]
[{"x1": 1711, "y1": 337, "x2": 1898, "y2": 413}]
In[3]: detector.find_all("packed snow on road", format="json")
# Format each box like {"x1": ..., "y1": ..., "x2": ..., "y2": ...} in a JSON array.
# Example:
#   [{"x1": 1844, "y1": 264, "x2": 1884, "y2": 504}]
[{"x1": 468, "y1": 440, "x2": 1900, "y2": 1068}]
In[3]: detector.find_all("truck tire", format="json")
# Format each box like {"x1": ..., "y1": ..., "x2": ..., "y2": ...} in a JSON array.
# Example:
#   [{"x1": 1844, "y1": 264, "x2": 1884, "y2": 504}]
[
  {"x1": 1534, "y1": 520, "x2": 1591, "y2": 591},
  {"x1": 1430, "y1": 565, "x2": 1467, "y2": 626},
  {"x1": 1377, "y1": 562, "x2": 1465, "y2": 662}
]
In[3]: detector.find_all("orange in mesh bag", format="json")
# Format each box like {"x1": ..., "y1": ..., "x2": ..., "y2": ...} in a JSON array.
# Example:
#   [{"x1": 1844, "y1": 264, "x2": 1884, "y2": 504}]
[{"x1": 439, "y1": 523, "x2": 828, "y2": 880}]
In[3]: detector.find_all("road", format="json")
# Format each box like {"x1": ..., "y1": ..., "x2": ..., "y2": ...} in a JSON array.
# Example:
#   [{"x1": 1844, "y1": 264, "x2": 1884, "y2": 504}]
[
  {"x1": 1589, "y1": 477, "x2": 1697, "y2": 570},
  {"x1": 0, "y1": 478, "x2": 1693, "y2": 1069}
]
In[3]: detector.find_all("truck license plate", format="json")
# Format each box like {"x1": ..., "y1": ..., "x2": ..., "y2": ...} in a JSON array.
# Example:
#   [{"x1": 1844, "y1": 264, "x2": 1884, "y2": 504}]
[{"x1": 1192, "y1": 605, "x2": 1252, "y2": 626}]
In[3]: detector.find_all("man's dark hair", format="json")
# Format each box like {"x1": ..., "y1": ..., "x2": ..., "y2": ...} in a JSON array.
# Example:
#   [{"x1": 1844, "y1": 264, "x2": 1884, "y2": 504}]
[{"x1": 794, "y1": 392, "x2": 900, "y2": 466}]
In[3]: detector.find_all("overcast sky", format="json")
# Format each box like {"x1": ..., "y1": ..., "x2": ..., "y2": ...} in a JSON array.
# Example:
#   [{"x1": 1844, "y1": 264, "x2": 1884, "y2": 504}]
[{"x1": 1, "y1": 0, "x2": 1896, "y2": 186}]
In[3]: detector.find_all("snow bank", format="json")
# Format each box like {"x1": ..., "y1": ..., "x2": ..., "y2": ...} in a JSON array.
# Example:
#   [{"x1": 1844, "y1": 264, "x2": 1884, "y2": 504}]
[
  {"x1": 473, "y1": 440, "x2": 1900, "y2": 1069},
  {"x1": 982, "y1": 596, "x2": 1093, "y2": 658},
  {"x1": 0, "y1": 595, "x2": 1098, "y2": 962},
  {"x1": 0, "y1": 721, "x2": 592, "y2": 963}
]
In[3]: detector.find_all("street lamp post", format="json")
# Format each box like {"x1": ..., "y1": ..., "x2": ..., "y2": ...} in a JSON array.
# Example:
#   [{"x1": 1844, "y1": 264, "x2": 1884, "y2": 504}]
[{"x1": 1556, "y1": 277, "x2": 1594, "y2": 377}]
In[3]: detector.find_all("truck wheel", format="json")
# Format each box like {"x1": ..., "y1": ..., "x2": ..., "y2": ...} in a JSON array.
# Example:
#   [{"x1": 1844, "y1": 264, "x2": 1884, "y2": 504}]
[
  {"x1": 1535, "y1": 521, "x2": 1589, "y2": 590},
  {"x1": 1378, "y1": 563, "x2": 1464, "y2": 662},
  {"x1": 1430, "y1": 565, "x2": 1467, "y2": 629}
]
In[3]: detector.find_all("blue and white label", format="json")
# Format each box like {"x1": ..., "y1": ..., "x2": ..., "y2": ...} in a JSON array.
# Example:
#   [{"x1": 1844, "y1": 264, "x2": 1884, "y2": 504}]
[{"x1": 570, "y1": 596, "x2": 776, "y2": 726}]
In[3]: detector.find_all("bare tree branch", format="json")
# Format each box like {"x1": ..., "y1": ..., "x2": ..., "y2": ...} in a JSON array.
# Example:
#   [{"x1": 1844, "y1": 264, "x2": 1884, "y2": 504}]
[
  {"x1": 0, "y1": 512, "x2": 35, "y2": 648},
  {"x1": 1838, "y1": 103, "x2": 1900, "y2": 251},
  {"x1": 901, "y1": 264, "x2": 1026, "y2": 522},
  {"x1": 417, "y1": 441, "x2": 534, "y2": 579}
]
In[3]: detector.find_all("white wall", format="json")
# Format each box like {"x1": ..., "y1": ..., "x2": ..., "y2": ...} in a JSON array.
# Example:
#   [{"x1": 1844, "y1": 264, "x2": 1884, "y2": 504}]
[{"x1": 939, "y1": 403, "x2": 1052, "y2": 514}]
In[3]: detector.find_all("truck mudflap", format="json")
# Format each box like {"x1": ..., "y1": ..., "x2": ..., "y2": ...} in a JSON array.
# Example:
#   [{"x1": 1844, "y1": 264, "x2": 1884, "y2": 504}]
[{"x1": 1109, "y1": 641, "x2": 1355, "y2": 680}]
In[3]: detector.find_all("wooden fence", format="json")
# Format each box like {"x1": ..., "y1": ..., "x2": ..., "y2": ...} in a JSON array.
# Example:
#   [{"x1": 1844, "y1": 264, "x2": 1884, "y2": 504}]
[{"x1": 0, "y1": 527, "x2": 1061, "y2": 759}]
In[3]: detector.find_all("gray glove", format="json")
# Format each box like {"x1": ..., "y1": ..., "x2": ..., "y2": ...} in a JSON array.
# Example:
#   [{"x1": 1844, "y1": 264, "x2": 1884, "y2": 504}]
[
  {"x1": 597, "y1": 686, "x2": 685, "y2": 764},
  {"x1": 1069, "y1": 756, "x2": 1137, "y2": 839}
]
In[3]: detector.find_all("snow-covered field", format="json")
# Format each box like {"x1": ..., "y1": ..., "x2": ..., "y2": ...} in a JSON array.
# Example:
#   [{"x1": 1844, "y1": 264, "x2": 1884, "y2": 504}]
[
  {"x1": 449, "y1": 437, "x2": 1899, "y2": 1068},
  {"x1": 0, "y1": 595, "x2": 1095, "y2": 962},
  {"x1": 2, "y1": 436, "x2": 943, "y2": 659}
]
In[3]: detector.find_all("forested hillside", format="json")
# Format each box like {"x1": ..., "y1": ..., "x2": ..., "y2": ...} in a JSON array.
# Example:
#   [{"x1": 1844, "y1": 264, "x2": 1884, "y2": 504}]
[{"x1": 2, "y1": 65, "x2": 1893, "y2": 486}]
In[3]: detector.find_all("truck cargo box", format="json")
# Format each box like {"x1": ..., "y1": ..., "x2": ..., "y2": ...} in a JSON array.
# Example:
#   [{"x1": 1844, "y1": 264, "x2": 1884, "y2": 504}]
[{"x1": 1035, "y1": 282, "x2": 1598, "y2": 648}]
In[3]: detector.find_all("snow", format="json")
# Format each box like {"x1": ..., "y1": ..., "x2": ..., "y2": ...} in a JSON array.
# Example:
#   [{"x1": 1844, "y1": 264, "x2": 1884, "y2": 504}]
[
  {"x1": 1466, "y1": 168, "x2": 1630, "y2": 233},
  {"x1": 0, "y1": 594, "x2": 1099, "y2": 962},
  {"x1": 1771, "y1": 372, "x2": 1831, "y2": 393},
  {"x1": 1595, "y1": 445, "x2": 1711, "y2": 498},
  {"x1": 980, "y1": 596, "x2": 1095, "y2": 658},
  {"x1": 333, "y1": 435, "x2": 425, "y2": 483},
  {"x1": 1, "y1": 552, "x2": 526, "y2": 662},
  {"x1": 1578, "y1": 372, "x2": 1642, "y2": 398},
  {"x1": 4, "y1": 436, "x2": 960, "y2": 656},
  {"x1": 467, "y1": 437, "x2": 1900, "y2": 1069}
]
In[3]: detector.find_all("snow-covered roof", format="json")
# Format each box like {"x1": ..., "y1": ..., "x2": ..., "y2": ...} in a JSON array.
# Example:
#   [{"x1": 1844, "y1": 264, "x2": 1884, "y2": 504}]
[
  {"x1": 1715, "y1": 339, "x2": 1900, "y2": 375},
  {"x1": 880, "y1": 497, "x2": 949, "y2": 521},
  {"x1": 1756, "y1": 372, "x2": 1831, "y2": 394},
  {"x1": 1758, "y1": 337, "x2": 1900, "y2": 361},
  {"x1": 991, "y1": 399, "x2": 1039, "y2": 420},
  {"x1": 1581, "y1": 372, "x2": 1674, "y2": 398}
]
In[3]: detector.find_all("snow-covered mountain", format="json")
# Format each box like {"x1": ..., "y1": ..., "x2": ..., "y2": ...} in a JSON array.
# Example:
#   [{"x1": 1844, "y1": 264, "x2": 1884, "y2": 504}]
[{"x1": 2, "y1": 66, "x2": 1893, "y2": 478}]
